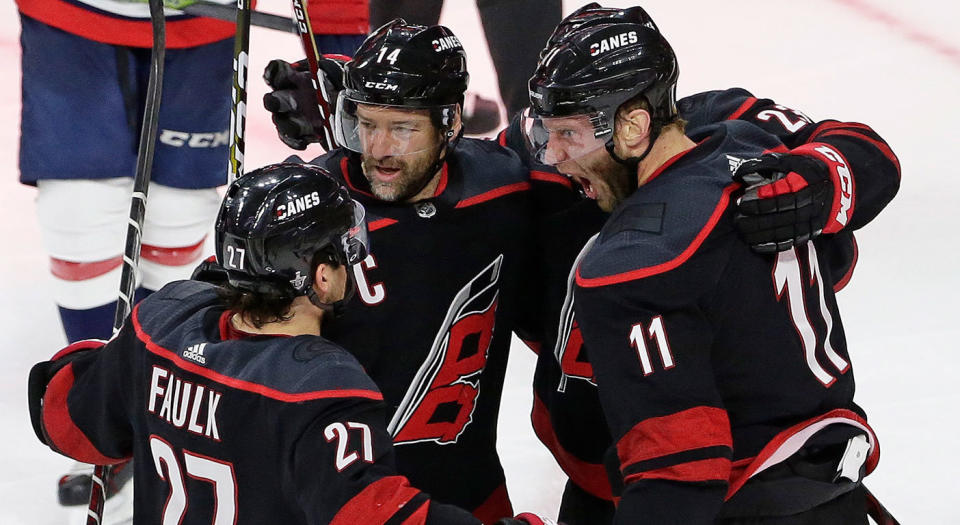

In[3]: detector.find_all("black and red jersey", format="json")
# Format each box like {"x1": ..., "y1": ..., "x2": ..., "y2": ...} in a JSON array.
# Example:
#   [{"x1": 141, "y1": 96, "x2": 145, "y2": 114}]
[
  {"x1": 308, "y1": 138, "x2": 536, "y2": 523},
  {"x1": 574, "y1": 120, "x2": 881, "y2": 523},
  {"x1": 31, "y1": 280, "x2": 481, "y2": 524},
  {"x1": 497, "y1": 87, "x2": 901, "y2": 522}
]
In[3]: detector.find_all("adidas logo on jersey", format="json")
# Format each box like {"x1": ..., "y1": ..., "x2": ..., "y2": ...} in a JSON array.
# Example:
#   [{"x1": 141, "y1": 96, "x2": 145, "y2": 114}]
[
  {"x1": 276, "y1": 191, "x2": 322, "y2": 220},
  {"x1": 726, "y1": 154, "x2": 745, "y2": 174},
  {"x1": 589, "y1": 31, "x2": 638, "y2": 57},
  {"x1": 183, "y1": 343, "x2": 207, "y2": 365}
]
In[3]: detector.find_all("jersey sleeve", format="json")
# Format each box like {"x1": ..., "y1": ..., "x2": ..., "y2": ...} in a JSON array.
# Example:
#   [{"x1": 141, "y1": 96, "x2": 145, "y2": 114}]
[
  {"x1": 32, "y1": 321, "x2": 139, "y2": 464},
  {"x1": 574, "y1": 250, "x2": 732, "y2": 524},
  {"x1": 291, "y1": 397, "x2": 481, "y2": 525},
  {"x1": 679, "y1": 87, "x2": 900, "y2": 231}
]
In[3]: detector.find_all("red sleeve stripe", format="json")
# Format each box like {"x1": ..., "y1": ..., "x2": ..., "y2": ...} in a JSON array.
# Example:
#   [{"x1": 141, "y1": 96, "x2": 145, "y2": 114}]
[
  {"x1": 141, "y1": 238, "x2": 206, "y2": 266},
  {"x1": 577, "y1": 184, "x2": 737, "y2": 287},
  {"x1": 616, "y1": 406, "x2": 732, "y2": 468},
  {"x1": 454, "y1": 181, "x2": 531, "y2": 208},
  {"x1": 50, "y1": 256, "x2": 123, "y2": 281},
  {"x1": 623, "y1": 457, "x2": 730, "y2": 484},
  {"x1": 368, "y1": 218, "x2": 399, "y2": 231},
  {"x1": 531, "y1": 395, "x2": 613, "y2": 500},
  {"x1": 400, "y1": 500, "x2": 429, "y2": 525},
  {"x1": 132, "y1": 306, "x2": 383, "y2": 403},
  {"x1": 817, "y1": 129, "x2": 902, "y2": 175},
  {"x1": 43, "y1": 365, "x2": 127, "y2": 465},
  {"x1": 330, "y1": 476, "x2": 422, "y2": 525},
  {"x1": 17, "y1": 0, "x2": 237, "y2": 48},
  {"x1": 471, "y1": 483, "x2": 514, "y2": 525},
  {"x1": 725, "y1": 97, "x2": 758, "y2": 120},
  {"x1": 725, "y1": 408, "x2": 879, "y2": 500},
  {"x1": 834, "y1": 235, "x2": 859, "y2": 293},
  {"x1": 51, "y1": 339, "x2": 106, "y2": 361},
  {"x1": 530, "y1": 170, "x2": 573, "y2": 189}
]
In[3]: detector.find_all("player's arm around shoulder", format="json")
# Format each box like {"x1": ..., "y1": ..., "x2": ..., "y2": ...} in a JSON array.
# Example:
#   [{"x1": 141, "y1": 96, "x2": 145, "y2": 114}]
[
  {"x1": 571, "y1": 201, "x2": 737, "y2": 524},
  {"x1": 688, "y1": 87, "x2": 901, "y2": 233},
  {"x1": 28, "y1": 321, "x2": 140, "y2": 465}
]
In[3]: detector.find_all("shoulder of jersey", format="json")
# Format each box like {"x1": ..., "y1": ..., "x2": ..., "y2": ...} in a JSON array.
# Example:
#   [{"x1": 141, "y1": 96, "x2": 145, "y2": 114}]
[
  {"x1": 577, "y1": 121, "x2": 780, "y2": 287},
  {"x1": 134, "y1": 280, "x2": 382, "y2": 402},
  {"x1": 453, "y1": 137, "x2": 530, "y2": 202},
  {"x1": 678, "y1": 87, "x2": 757, "y2": 131}
]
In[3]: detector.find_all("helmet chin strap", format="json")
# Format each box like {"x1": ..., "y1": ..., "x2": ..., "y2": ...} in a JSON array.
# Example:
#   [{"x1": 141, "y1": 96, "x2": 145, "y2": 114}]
[
  {"x1": 604, "y1": 119, "x2": 662, "y2": 193},
  {"x1": 306, "y1": 267, "x2": 357, "y2": 319}
]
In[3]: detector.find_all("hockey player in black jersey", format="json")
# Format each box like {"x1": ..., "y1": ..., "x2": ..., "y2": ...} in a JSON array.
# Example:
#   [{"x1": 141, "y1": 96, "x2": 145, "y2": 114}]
[
  {"x1": 26, "y1": 163, "x2": 527, "y2": 524},
  {"x1": 503, "y1": 5, "x2": 902, "y2": 524},
  {"x1": 264, "y1": 21, "x2": 541, "y2": 522},
  {"x1": 522, "y1": 8, "x2": 896, "y2": 524}
]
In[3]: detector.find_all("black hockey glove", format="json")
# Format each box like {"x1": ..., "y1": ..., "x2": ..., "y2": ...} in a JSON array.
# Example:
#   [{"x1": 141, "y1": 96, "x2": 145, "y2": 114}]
[
  {"x1": 262, "y1": 55, "x2": 347, "y2": 151},
  {"x1": 734, "y1": 143, "x2": 855, "y2": 254},
  {"x1": 27, "y1": 341, "x2": 104, "y2": 445}
]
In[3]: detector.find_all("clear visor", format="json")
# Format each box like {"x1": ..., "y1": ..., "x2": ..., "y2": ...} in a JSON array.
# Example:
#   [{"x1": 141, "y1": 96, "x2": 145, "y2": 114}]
[
  {"x1": 521, "y1": 109, "x2": 614, "y2": 166},
  {"x1": 335, "y1": 93, "x2": 458, "y2": 158},
  {"x1": 340, "y1": 200, "x2": 370, "y2": 266}
]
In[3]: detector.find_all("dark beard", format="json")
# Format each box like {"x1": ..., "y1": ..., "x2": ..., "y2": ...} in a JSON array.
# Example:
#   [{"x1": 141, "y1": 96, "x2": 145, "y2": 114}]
[{"x1": 361, "y1": 146, "x2": 443, "y2": 202}]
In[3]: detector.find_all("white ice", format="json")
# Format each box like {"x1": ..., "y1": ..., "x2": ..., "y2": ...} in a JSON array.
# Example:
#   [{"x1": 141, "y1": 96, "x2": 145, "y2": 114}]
[{"x1": 1, "y1": 0, "x2": 958, "y2": 523}]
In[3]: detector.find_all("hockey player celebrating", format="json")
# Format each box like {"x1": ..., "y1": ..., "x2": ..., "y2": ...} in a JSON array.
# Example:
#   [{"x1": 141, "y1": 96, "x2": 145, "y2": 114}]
[
  {"x1": 523, "y1": 9, "x2": 892, "y2": 525},
  {"x1": 504, "y1": 4, "x2": 902, "y2": 524},
  {"x1": 264, "y1": 20, "x2": 541, "y2": 522},
  {"x1": 27, "y1": 163, "x2": 538, "y2": 524}
]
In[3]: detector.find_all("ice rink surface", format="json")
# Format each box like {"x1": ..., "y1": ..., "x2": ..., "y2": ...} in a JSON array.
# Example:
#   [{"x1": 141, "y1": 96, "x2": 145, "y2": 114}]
[{"x1": 2, "y1": 0, "x2": 958, "y2": 523}]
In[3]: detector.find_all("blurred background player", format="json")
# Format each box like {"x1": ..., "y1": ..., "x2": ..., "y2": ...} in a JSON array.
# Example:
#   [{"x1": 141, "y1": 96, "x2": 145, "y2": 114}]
[
  {"x1": 370, "y1": 0, "x2": 561, "y2": 134},
  {"x1": 27, "y1": 162, "x2": 554, "y2": 525},
  {"x1": 15, "y1": 0, "x2": 239, "y2": 510},
  {"x1": 307, "y1": 0, "x2": 369, "y2": 56},
  {"x1": 525, "y1": 9, "x2": 896, "y2": 524}
]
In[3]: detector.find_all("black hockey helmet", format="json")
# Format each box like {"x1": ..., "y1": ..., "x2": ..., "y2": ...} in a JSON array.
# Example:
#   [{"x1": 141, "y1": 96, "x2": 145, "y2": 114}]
[
  {"x1": 524, "y1": 10, "x2": 678, "y2": 167},
  {"x1": 335, "y1": 19, "x2": 469, "y2": 157},
  {"x1": 215, "y1": 163, "x2": 368, "y2": 304},
  {"x1": 542, "y1": 3, "x2": 660, "y2": 54}
]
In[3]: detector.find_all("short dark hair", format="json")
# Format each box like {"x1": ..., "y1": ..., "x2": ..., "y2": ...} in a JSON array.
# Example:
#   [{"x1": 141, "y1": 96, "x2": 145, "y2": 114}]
[{"x1": 218, "y1": 246, "x2": 342, "y2": 329}]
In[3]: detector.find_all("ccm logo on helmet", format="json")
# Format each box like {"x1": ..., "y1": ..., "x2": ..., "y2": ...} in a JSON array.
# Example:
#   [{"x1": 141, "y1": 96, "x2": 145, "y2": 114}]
[
  {"x1": 364, "y1": 81, "x2": 399, "y2": 91},
  {"x1": 276, "y1": 191, "x2": 322, "y2": 220},
  {"x1": 590, "y1": 31, "x2": 639, "y2": 57},
  {"x1": 432, "y1": 35, "x2": 463, "y2": 52}
]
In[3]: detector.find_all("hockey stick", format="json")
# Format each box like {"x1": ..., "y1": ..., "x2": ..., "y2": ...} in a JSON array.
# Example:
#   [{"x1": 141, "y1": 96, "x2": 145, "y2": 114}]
[
  {"x1": 290, "y1": 0, "x2": 338, "y2": 148},
  {"x1": 85, "y1": 0, "x2": 166, "y2": 523},
  {"x1": 180, "y1": 1, "x2": 295, "y2": 33},
  {"x1": 227, "y1": 0, "x2": 253, "y2": 182}
]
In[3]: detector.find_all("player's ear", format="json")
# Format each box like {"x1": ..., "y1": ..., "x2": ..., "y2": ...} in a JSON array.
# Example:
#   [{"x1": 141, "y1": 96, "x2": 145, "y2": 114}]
[
  {"x1": 615, "y1": 107, "x2": 652, "y2": 152},
  {"x1": 313, "y1": 263, "x2": 332, "y2": 298}
]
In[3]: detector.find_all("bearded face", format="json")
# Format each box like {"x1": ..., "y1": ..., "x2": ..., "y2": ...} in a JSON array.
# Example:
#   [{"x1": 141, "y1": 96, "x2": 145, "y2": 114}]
[{"x1": 355, "y1": 104, "x2": 445, "y2": 202}]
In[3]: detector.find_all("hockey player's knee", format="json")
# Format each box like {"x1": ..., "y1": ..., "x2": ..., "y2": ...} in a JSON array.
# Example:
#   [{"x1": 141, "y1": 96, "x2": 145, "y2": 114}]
[{"x1": 140, "y1": 184, "x2": 219, "y2": 290}]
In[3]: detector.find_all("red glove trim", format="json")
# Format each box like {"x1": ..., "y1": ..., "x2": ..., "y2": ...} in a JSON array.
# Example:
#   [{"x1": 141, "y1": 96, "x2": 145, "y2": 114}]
[
  {"x1": 51, "y1": 339, "x2": 106, "y2": 361},
  {"x1": 43, "y1": 364, "x2": 127, "y2": 465},
  {"x1": 756, "y1": 171, "x2": 809, "y2": 200},
  {"x1": 791, "y1": 143, "x2": 855, "y2": 234}
]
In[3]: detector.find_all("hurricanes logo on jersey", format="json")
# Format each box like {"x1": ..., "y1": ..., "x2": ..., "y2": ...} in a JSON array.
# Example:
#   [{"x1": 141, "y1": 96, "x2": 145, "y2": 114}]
[
  {"x1": 555, "y1": 235, "x2": 600, "y2": 391},
  {"x1": 389, "y1": 255, "x2": 503, "y2": 445}
]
